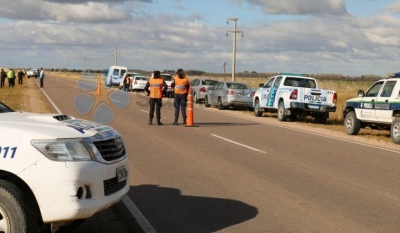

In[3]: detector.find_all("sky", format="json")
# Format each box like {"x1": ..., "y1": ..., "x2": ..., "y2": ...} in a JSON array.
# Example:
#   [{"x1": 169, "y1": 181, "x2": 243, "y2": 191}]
[{"x1": 0, "y1": 0, "x2": 400, "y2": 76}]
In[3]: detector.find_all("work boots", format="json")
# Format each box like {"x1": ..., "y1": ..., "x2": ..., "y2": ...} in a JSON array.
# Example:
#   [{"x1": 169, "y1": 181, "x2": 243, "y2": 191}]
[
  {"x1": 173, "y1": 118, "x2": 179, "y2": 125},
  {"x1": 157, "y1": 119, "x2": 163, "y2": 125},
  {"x1": 183, "y1": 117, "x2": 187, "y2": 125},
  {"x1": 148, "y1": 118, "x2": 153, "y2": 125}
]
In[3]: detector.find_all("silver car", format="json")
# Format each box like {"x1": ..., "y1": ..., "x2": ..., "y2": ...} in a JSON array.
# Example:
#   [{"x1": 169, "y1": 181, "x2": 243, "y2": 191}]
[
  {"x1": 204, "y1": 81, "x2": 253, "y2": 109},
  {"x1": 189, "y1": 78, "x2": 218, "y2": 103}
]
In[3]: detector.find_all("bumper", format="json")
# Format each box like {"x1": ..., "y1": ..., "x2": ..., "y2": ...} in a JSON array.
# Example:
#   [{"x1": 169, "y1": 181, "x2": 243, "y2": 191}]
[
  {"x1": 290, "y1": 102, "x2": 337, "y2": 113},
  {"x1": 20, "y1": 158, "x2": 129, "y2": 223}
]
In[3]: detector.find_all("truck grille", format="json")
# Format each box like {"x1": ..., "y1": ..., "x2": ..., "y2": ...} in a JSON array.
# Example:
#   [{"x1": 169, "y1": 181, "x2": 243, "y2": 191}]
[
  {"x1": 92, "y1": 136, "x2": 126, "y2": 162},
  {"x1": 104, "y1": 177, "x2": 127, "y2": 196}
]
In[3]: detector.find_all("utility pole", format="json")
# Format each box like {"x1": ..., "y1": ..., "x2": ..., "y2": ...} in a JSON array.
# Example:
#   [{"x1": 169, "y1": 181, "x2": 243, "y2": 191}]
[
  {"x1": 222, "y1": 62, "x2": 227, "y2": 74},
  {"x1": 114, "y1": 48, "x2": 119, "y2": 66},
  {"x1": 82, "y1": 56, "x2": 86, "y2": 74},
  {"x1": 226, "y1": 18, "x2": 243, "y2": 81}
]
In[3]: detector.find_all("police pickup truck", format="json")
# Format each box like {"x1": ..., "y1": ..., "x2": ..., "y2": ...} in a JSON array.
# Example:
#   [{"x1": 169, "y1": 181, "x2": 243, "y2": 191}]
[
  {"x1": 343, "y1": 74, "x2": 400, "y2": 144},
  {"x1": 253, "y1": 73, "x2": 337, "y2": 123},
  {"x1": 0, "y1": 102, "x2": 129, "y2": 232}
]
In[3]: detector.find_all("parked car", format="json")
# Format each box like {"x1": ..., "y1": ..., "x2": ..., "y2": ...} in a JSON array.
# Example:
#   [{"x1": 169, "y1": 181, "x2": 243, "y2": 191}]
[
  {"x1": 131, "y1": 75, "x2": 148, "y2": 92},
  {"x1": 119, "y1": 72, "x2": 139, "y2": 90},
  {"x1": 27, "y1": 68, "x2": 38, "y2": 78},
  {"x1": 204, "y1": 81, "x2": 254, "y2": 110},
  {"x1": 190, "y1": 78, "x2": 218, "y2": 103}
]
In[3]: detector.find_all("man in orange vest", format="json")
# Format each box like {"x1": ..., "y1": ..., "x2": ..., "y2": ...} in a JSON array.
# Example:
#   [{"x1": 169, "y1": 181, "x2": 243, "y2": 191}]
[
  {"x1": 171, "y1": 68, "x2": 190, "y2": 125},
  {"x1": 144, "y1": 71, "x2": 168, "y2": 125}
]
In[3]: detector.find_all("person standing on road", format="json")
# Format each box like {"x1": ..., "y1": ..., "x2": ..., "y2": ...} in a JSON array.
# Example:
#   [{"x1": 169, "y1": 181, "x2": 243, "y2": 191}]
[
  {"x1": 17, "y1": 69, "x2": 24, "y2": 85},
  {"x1": 144, "y1": 71, "x2": 168, "y2": 125},
  {"x1": 171, "y1": 68, "x2": 190, "y2": 125},
  {"x1": 0, "y1": 69, "x2": 6, "y2": 88},
  {"x1": 39, "y1": 67, "x2": 45, "y2": 88},
  {"x1": 7, "y1": 69, "x2": 15, "y2": 88},
  {"x1": 123, "y1": 74, "x2": 131, "y2": 92}
]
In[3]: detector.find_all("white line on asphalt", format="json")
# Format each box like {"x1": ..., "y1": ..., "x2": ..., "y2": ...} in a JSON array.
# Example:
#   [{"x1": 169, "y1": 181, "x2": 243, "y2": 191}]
[
  {"x1": 211, "y1": 134, "x2": 267, "y2": 153},
  {"x1": 122, "y1": 196, "x2": 157, "y2": 233}
]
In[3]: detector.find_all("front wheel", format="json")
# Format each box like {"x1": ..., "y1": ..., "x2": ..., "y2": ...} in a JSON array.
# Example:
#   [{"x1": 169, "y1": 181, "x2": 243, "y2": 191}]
[
  {"x1": 277, "y1": 102, "x2": 288, "y2": 121},
  {"x1": 193, "y1": 93, "x2": 199, "y2": 103},
  {"x1": 344, "y1": 111, "x2": 361, "y2": 135},
  {"x1": 391, "y1": 117, "x2": 400, "y2": 144},
  {"x1": 0, "y1": 180, "x2": 38, "y2": 233},
  {"x1": 253, "y1": 99, "x2": 263, "y2": 117},
  {"x1": 217, "y1": 97, "x2": 225, "y2": 110}
]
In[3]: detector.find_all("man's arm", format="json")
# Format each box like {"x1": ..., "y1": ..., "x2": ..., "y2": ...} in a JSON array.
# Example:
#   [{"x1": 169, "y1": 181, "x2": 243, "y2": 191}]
[{"x1": 144, "y1": 82, "x2": 150, "y2": 94}]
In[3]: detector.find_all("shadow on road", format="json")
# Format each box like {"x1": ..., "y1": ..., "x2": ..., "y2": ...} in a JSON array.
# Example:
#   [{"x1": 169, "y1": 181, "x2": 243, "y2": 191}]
[{"x1": 129, "y1": 184, "x2": 258, "y2": 233}]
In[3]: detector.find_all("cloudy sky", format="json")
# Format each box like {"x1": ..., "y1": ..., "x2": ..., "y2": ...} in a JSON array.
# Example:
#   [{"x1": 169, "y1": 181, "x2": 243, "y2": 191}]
[{"x1": 0, "y1": 0, "x2": 399, "y2": 76}]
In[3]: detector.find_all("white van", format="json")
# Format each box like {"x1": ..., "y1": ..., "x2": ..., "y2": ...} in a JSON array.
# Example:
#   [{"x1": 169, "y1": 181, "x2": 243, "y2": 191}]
[{"x1": 106, "y1": 66, "x2": 127, "y2": 87}]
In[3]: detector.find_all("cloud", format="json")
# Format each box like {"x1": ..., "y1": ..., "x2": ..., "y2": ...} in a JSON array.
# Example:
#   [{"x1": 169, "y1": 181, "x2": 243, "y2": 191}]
[{"x1": 246, "y1": 0, "x2": 348, "y2": 16}]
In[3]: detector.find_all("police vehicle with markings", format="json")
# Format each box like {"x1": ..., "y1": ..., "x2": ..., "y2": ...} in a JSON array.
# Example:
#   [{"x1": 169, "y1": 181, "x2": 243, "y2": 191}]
[
  {"x1": 253, "y1": 73, "x2": 337, "y2": 123},
  {"x1": 343, "y1": 73, "x2": 400, "y2": 144},
  {"x1": 0, "y1": 102, "x2": 129, "y2": 232}
]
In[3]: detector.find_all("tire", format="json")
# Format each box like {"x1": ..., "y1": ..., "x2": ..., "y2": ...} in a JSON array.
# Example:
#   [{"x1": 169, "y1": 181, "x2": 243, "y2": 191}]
[
  {"x1": 217, "y1": 97, "x2": 225, "y2": 110},
  {"x1": 391, "y1": 117, "x2": 400, "y2": 144},
  {"x1": 0, "y1": 180, "x2": 38, "y2": 233},
  {"x1": 204, "y1": 96, "x2": 210, "y2": 107},
  {"x1": 277, "y1": 101, "x2": 288, "y2": 121},
  {"x1": 344, "y1": 111, "x2": 361, "y2": 135},
  {"x1": 193, "y1": 93, "x2": 199, "y2": 103},
  {"x1": 253, "y1": 99, "x2": 263, "y2": 117}
]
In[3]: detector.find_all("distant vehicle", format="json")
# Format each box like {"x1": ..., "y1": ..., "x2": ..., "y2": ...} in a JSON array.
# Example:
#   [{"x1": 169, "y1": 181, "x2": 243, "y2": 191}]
[
  {"x1": 204, "y1": 81, "x2": 254, "y2": 110},
  {"x1": 106, "y1": 66, "x2": 127, "y2": 87},
  {"x1": 27, "y1": 69, "x2": 38, "y2": 78},
  {"x1": 189, "y1": 78, "x2": 218, "y2": 103},
  {"x1": 150, "y1": 72, "x2": 174, "y2": 97},
  {"x1": 119, "y1": 72, "x2": 148, "y2": 92}
]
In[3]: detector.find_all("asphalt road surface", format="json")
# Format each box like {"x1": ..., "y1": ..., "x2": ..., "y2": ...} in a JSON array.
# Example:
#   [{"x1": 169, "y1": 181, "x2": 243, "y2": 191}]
[{"x1": 36, "y1": 74, "x2": 400, "y2": 233}]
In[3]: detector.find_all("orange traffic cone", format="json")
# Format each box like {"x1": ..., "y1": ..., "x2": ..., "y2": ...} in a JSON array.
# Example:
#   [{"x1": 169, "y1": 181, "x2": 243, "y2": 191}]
[
  {"x1": 97, "y1": 78, "x2": 101, "y2": 95},
  {"x1": 185, "y1": 86, "x2": 197, "y2": 127}
]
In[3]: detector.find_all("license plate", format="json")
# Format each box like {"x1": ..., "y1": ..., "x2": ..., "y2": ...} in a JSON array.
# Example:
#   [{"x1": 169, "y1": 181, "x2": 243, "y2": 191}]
[
  {"x1": 116, "y1": 165, "x2": 127, "y2": 182},
  {"x1": 308, "y1": 105, "x2": 319, "y2": 109}
]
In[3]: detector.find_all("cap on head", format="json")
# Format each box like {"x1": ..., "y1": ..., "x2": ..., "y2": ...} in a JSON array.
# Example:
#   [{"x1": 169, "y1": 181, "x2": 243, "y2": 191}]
[{"x1": 176, "y1": 68, "x2": 183, "y2": 73}]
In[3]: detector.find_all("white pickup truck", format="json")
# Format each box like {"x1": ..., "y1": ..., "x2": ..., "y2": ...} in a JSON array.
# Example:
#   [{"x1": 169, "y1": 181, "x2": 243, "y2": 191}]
[
  {"x1": 343, "y1": 74, "x2": 400, "y2": 144},
  {"x1": 253, "y1": 73, "x2": 337, "y2": 123},
  {"x1": 0, "y1": 102, "x2": 129, "y2": 232},
  {"x1": 27, "y1": 69, "x2": 39, "y2": 78}
]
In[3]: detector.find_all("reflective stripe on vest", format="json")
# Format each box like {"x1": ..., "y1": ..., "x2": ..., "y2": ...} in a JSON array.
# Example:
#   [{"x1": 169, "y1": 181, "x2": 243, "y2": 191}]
[
  {"x1": 174, "y1": 77, "x2": 189, "y2": 94},
  {"x1": 149, "y1": 79, "x2": 164, "y2": 98}
]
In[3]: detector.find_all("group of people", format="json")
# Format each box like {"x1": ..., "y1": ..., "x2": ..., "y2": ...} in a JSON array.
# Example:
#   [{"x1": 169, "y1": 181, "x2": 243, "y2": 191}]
[
  {"x1": 0, "y1": 68, "x2": 45, "y2": 88},
  {"x1": 144, "y1": 68, "x2": 190, "y2": 126}
]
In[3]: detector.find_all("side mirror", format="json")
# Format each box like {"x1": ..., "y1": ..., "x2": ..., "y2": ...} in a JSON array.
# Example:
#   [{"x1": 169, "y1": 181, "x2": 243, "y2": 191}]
[
  {"x1": 358, "y1": 90, "x2": 365, "y2": 97},
  {"x1": 258, "y1": 83, "x2": 264, "y2": 87}
]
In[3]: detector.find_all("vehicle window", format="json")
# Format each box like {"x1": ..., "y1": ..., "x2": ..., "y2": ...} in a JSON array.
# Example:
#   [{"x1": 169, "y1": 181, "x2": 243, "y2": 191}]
[
  {"x1": 265, "y1": 78, "x2": 275, "y2": 88},
  {"x1": 273, "y1": 77, "x2": 283, "y2": 88},
  {"x1": 121, "y1": 70, "x2": 126, "y2": 77},
  {"x1": 366, "y1": 81, "x2": 384, "y2": 97},
  {"x1": 161, "y1": 75, "x2": 172, "y2": 81},
  {"x1": 204, "y1": 80, "x2": 218, "y2": 85},
  {"x1": 136, "y1": 77, "x2": 147, "y2": 81},
  {"x1": 227, "y1": 83, "x2": 248, "y2": 89},
  {"x1": 113, "y1": 69, "x2": 120, "y2": 76},
  {"x1": 193, "y1": 80, "x2": 200, "y2": 86},
  {"x1": 380, "y1": 81, "x2": 396, "y2": 97}
]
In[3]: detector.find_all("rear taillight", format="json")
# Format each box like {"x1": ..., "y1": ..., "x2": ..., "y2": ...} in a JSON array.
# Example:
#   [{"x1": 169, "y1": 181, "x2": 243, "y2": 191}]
[
  {"x1": 200, "y1": 87, "x2": 206, "y2": 92},
  {"x1": 290, "y1": 89, "x2": 298, "y2": 99},
  {"x1": 227, "y1": 90, "x2": 236, "y2": 95},
  {"x1": 333, "y1": 93, "x2": 337, "y2": 104}
]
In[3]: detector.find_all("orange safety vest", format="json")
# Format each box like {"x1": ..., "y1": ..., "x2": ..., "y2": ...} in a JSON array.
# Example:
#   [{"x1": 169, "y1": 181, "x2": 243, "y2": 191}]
[
  {"x1": 173, "y1": 76, "x2": 189, "y2": 94},
  {"x1": 149, "y1": 78, "x2": 164, "y2": 98}
]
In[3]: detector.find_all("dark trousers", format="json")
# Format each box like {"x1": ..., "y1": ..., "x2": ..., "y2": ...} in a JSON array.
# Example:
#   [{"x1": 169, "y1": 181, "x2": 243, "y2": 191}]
[
  {"x1": 0, "y1": 78, "x2": 5, "y2": 87},
  {"x1": 8, "y1": 78, "x2": 15, "y2": 88},
  {"x1": 173, "y1": 93, "x2": 188, "y2": 119},
  {"x1": 149, "y1": 98, "x2": 162, "y2": 119},
  {"x1": 18, "y1": 77, "x2": 23, "y2": 85},
  {"x1": 40, "y1": 78, "x2": 44, "y2": 87}
]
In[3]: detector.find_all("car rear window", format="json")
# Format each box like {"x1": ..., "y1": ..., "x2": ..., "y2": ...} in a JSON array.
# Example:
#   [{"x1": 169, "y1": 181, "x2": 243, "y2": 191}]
[
  {"x1": 203, "y1": 80, "x2": 218, "y2": 85},
  {"x1": 227, "y1": 83, "x2": 249, "y2": 89},
  {"x1": 161, "y1": 75, "x2": 172, "y2": 81},
  {"x1": 136, "y1": 77, "x2": 147, "y2": 81}
]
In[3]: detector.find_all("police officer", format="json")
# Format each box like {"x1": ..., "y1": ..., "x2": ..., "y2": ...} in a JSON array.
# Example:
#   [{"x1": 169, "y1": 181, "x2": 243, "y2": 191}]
[
  {"x1": 171, "y1": 68, "x2": 190, "y2": 125},
  {"x1": 7, "y1": 69, "x2": 15, "y2": 88},
  {"x1": 0, "y1": 69, "x2": 6, "y2": 88},
  {"x1": 144, "y1": 71, "x2": 168, "y2": 125}
]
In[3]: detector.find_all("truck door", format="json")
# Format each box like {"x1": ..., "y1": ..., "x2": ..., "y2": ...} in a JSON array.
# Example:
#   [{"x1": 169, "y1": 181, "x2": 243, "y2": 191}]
[
  {"x1": 260, "y1": 77, "x2": 275, "y2": 107},
  {"x1": 375, "y1": 80, "x2": 397, "y2": 122},
  {"x1": 358, "y1": 81, "x2": 384, "y2": 121},
  {"x1": 268, "y1": 76, "x2": 283, "y2": 107}
]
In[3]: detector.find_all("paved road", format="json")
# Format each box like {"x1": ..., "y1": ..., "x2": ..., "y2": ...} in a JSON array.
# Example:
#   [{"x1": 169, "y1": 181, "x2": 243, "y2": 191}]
[{"x1": 38, "y1": 75, "x2": 400, "y2": 233}]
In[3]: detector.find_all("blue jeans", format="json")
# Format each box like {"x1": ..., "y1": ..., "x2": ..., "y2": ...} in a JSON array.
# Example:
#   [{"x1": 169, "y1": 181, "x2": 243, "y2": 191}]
[{"x1": 173, "y1": 94, "x2": 188, "y2": 119}]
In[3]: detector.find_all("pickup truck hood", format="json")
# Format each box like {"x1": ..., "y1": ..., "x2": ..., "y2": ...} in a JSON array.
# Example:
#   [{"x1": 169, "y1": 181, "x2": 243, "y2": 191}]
[{"x1": 0, "y1": 112, "x2": 113, "y2": 138}]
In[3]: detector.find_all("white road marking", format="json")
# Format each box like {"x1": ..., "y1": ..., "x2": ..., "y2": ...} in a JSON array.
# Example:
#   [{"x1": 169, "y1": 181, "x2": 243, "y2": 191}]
[
  {"x1": 211, "y1": 134, "x2": 267, "y2": 154},
  {"x1": 122, "y1": 196, "x2": 157, "y2": 233}
]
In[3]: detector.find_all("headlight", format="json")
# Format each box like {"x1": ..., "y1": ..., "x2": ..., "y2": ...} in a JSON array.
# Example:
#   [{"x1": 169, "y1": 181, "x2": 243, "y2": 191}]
[{"x1": 31, "y1": 139, "x2": 94, "y2": 161}]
